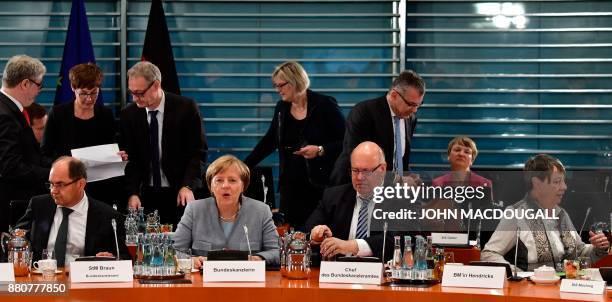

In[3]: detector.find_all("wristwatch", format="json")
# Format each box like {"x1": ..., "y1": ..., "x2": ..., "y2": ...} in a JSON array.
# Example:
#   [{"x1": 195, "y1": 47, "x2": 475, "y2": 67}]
[{"x1": 317, "y1": 145, "x2": 325, "y2": 157}]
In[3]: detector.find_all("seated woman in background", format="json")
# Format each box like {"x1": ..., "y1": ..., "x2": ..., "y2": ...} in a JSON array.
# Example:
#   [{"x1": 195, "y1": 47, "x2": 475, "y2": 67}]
[
  {"x1": 173, "y1": 155, "x2": 280, "y2": 267},
  {"x1": 432, "y1": 136, "x2": 492, "y2": 189},
  {"x1": 481, "y1": 154, "x2": 609, "y2": 271}
]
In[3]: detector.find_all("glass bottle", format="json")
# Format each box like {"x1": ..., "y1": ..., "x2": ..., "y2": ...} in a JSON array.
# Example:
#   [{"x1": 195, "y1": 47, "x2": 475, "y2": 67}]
[
  {"x1": 137, "y1": 207, "x2": 146, "y2": 234},
  {"x1": 391, "y1": 236, "x2": 402, "y2": 279},
  {"x1": 414, "y1": 236, "x2": 428, "y2": 280},
  {"x1": 432, "y1": 247, "x2": 445, "y2": 281},
  {"x1": 402, "y1": 236, "x2": 414, "y2": 279}
]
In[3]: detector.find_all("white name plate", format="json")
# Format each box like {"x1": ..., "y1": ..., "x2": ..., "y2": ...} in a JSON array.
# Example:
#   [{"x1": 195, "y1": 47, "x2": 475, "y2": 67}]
[
  {"x1": 431, "y1": 233, "x2": 469, "y2": 246},
  {"x1": 319, "y1": 261, "x2": 383, "y2": 285},
  {"x1": 0, "y1": 263, "x2": 15, "y2": 282},
  {"x1": 442, "y1": 265, "x2": 506, "y2": 289},
  {"x1": 70, "y1": 260, "x2": 133, "y2": 283},
  {"x1": 202, "y1": 261, "x2": 265, "y2": 282},
  {"x1": 560, "y1": 279, "x2": 605, "y2": 295}
]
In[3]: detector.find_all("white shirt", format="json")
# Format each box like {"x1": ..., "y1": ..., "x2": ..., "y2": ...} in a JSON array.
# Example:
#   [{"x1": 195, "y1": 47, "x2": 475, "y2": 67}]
[
  {"x1": 387, "y1": 101, "x2": 406, "y2": 163},
  {"x1": 46, "y1": 193, "x2": 89, "y2": 258},
  {"x1": 347, "y1": 194, "x2": 375, "y2": 257},
  {"x1": 145, "y1": 92, "x2": 169, "y2": 187},
  {"x1": 0, "y1": 89, "x2": 24, "y2": 112}
]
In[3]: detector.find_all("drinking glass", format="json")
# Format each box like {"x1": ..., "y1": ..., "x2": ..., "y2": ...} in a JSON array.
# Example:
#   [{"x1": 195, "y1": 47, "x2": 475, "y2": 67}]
[{"x1": 176, "y1": 248, "x2": 192, "y2": 274}]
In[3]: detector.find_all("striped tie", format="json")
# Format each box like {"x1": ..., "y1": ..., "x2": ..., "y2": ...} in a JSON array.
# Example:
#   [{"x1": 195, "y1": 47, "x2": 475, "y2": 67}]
[{"x1": 355, "y1": 197, "x2": 370, "y2": 239}]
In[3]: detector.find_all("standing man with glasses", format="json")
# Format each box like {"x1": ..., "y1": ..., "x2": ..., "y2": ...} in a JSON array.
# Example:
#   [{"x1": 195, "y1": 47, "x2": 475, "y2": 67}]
[
  {"x1": 15, "y1": 156, "x2": 130, "y2": 265},
  {"x1": 41, "y1": 63, "x2": 127, "y2": 207},
  {"x1": 0, "y1": 55, "x2": 51, "y2": 232},
  {"x1": 119, "y1": 61, "x2": 207, "y2": 225},
  {"x1": 329, "y1": 70, "x2": 425, "y2": 186},
  {"x1": 303, "y1": 142, "x2": 393, "y2": 260}
]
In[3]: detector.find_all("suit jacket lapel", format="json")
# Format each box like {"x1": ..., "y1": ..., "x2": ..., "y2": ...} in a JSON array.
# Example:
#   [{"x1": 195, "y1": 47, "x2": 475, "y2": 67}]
[
  {"x1": 160, "y1": 93, "x2": 174, "y2": 165},
  {"x1": 376, "y1": 97, "x2": 394, "y2": 167},
  {"x1": 84, "y1": 200, "x2": 101, "y2": 255},
  {"x1": 38, "y1": 197, "x2": 58, "y2": 253},
  {"x1": 337, "y1": 186, "x2": 357, "y2": 240},
  {"x1": 0, "y1": 92, "x2": 28, "y2": 128}
]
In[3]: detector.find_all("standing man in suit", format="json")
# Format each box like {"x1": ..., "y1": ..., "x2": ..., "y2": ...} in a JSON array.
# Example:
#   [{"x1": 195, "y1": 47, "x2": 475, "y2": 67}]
[
  {"x1": 119, "y1": 61, "x2": 207, "y2": 224},
  {"x1": 329, "y1": 70, "x2": 425, "y2": 185},
  {"x1": 0, "y1": 55, "x2": 51, "y2": 232},
  {"x1": 16, "y1": 156, "x2": 129, "y2": 265},
  {"x1": 304, "y1": 141, "x2": 391, "y2": 260}
]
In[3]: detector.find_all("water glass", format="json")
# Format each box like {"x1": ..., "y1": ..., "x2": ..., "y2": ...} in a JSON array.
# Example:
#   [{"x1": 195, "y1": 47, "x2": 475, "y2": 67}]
[{"x1": 176, "y1": 248, "x2": 192, "y2": 274}]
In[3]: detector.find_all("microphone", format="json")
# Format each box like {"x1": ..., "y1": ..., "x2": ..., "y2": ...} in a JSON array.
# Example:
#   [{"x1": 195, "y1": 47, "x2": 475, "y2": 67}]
[
  {"x1": 111, "y1": 219, "x2": 120, "y2": 261},
  {"x1": 381, "y1": 221, "x2": 388, "y2": 266},
  {"x1": 466, "y1": 202, "x2": 472, "y2": 243},
  {"x1": 576, "y1": 207, "x2": 592, "y2": 257},
  {"x1": 243, "y1": 225, "x2": 252, "y2": 257},
  {"x1": 261, "y1": 174, "x2": 270, "y2": 208},
  {"x1": 508, "y1": 226, "x2": 523, "y2": 282},
  {"x1": 475, "y1": 218, "x2": 483, "y2": 250}
]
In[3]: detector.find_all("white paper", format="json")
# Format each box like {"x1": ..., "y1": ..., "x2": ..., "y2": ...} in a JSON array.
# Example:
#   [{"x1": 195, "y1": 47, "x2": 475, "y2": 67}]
[
  {"x1": 71, "y1": 144, "x2": 126, "y2": 182},
  {"x1": 70, "y1": 260, "x2": 133, "y2": 283},
  {"x1": 202, "y1": 261, "x2": 265, "y2": 282},
  {"x1": 560, "y1": 279, "x2": 606, "y2": 295},
  {"x1": 0, "y1": 263, "x2": 15, "y2": 281},
  {"x1": 518, "y1": 271, "x2": 534, "y2": 278},
  {"x1": 319, "y1": 261, "x2": 383, "y2": 285},
  {"x1": 442, "y1": 265, "x2": 506, "y2": 289}
]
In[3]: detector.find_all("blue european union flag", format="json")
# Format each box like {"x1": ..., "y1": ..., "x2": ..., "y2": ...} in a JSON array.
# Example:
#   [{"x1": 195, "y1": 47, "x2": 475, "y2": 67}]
[{"x1": 53, "y1": 0, "x2": 101, "y2": 105}]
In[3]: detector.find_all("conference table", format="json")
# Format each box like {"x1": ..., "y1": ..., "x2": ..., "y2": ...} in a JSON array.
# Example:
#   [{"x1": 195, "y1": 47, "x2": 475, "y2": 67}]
[{"x1": 2, "y1": 269, "x2": 610, "y2": 302}]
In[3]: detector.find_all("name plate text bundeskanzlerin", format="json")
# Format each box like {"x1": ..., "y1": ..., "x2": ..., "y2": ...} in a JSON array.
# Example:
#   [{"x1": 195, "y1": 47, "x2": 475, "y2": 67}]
[{"x1": 202, "y1": 261, "x2": 265, "y2": 282}]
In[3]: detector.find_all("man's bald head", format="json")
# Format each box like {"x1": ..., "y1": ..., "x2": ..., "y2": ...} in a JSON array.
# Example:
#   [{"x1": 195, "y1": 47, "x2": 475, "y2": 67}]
[
  {"x1": 350, "y1": 141, "x2": 386, "y2": 196},
  {"x1": 351, "y1": 141, "x2": 385, "y2": 165}
]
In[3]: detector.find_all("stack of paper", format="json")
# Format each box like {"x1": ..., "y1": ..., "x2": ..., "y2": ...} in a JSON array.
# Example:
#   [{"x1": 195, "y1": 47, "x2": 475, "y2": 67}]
[{"x1": 71, "y1": 144, "x2": 127, "y2": 182}]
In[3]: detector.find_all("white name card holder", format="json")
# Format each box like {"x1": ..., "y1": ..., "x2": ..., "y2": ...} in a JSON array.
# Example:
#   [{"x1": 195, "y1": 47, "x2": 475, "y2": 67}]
[
  {"x1": 319, "y1": 261, "x2": 383, "y2": 285},
  {"x1": 0, "y1": 263, "x2": 15, "y2": 282},
  {"x1": 70, "y1": 260, "x2": 133, "y2": 283},
  {"x1": 560, "y1": 279, "x2": 606, "y2": 295},
  {"x1": 442, "y1": 265, "x2": 506, "y2": 289},
  {"x1": 202, "y1": 261, "x2": 265, "y2": 282},
  {"x1": 431, "y1": 233, "x2": 469, "y2": 246}
]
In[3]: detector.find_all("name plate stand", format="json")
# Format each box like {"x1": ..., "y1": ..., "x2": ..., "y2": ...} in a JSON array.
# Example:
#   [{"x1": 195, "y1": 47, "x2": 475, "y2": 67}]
[
  {"x1": 560, "y1": 279, "x2": 606, "y2": 295},
  {"x1": 319, "y1": 261, "x2": 383, "y2": 285},
  {"x1": 70, "y1": 260, "x2": 133, "y2": 283},
  {"x1": 0, "y1": 263, "x2": 15, "y2": 282},
  {"x1": 442, "y1": 265, "x2": 506, "y2": 289},
  {"x1": 431, "y1": 233, "x2": 469, "y2": 246},
  {"x1": 202, "y1": 261, "x2": 265, "y2": 282}
]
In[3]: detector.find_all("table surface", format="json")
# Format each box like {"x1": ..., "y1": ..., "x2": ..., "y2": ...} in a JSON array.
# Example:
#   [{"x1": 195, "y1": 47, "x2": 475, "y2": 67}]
[{"x1": 2, "y1": 270, "x2": 610, "y2": 302}]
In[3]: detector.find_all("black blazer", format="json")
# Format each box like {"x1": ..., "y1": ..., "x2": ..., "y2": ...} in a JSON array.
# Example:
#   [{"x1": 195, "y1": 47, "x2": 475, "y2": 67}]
[
  {"x1": 15, "y1": 194, "x2": 130, "y2": 262},
  {"x1": 329, "y1": 95, "x2": 417, "y2": 185},
  {"x1": 244, "y1": 89, "x2": 345, "y2": 188},
  {"x1": 119, "y1": 92, "x2": 207, "y2": 196},
  {"x1": 41, "y1": 101, "x2": 116, "y2": 159},
  {"x1": 0, "y1": 92, "x2": 50, "y2": 202},
  {"x1": 302, "y1": 184, "x2": 393, "y2": 260}
]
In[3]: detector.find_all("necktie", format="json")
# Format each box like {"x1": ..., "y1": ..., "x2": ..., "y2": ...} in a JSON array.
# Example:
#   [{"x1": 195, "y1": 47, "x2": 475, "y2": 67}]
[
  {"x1": 54, "y1": 207, "x2": 74, "y2": 267},
  {"x1": 22, "y1": 109, "x2": 30, "y2": 126},
  {"x1": 393, "y1": 116, "x2": 403, "y2": 176},
  {"x1": 149, "y1": 110, "x2": 162, "y2": 188},
  {"x1": 355, "y1": 197, "x2": 370, "y2": 239}
]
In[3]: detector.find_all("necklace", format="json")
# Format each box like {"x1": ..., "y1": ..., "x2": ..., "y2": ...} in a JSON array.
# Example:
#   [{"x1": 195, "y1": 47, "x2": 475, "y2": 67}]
[{"x1": 219, "y1": 203, "x2": 241, "y2": 221}]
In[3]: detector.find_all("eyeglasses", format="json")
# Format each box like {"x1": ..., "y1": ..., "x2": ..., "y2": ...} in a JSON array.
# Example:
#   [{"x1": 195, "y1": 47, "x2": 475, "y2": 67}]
[
  {"x1": 128, "y1": 81, "x2": 155, "y2": 98},
  {"x1": 393, "y1": 89, "x2": 420, "y2": 108},
  {"x1": 272, "y1": 81, "x2": 289, "y2": 89},
  {"x1": 76, "y1": 89, "x2": 100, "y2": 99},
  {"x1": 28, "y1": 79, "x2": 43, "y2": 89},
  {"x1": 350, "y1": 163, "x2": 383, "y2": 177},
  {"x1": 45, "y1": 179, "x2": 79, "y2": 190}
]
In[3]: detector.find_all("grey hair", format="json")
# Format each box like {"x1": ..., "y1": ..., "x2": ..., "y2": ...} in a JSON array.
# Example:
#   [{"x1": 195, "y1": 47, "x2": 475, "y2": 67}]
[
  {"x1": 391, "y1": 70, "x2": 426, "y2": 96},
  {"x1": 2, "y1": 55, "x2": 46, "y2": 88},
  {"x1": 128, "y1": 61, "x2": 162, "y2": 83}
]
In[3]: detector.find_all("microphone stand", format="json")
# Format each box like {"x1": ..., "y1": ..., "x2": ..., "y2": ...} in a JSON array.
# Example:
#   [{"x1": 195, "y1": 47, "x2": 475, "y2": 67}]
[
  {"x1": 508, "y1": 227, "x2": 524, "y2": 282},
  {"x1": 575, "y1": 207, "x2": 591, "y2": 259},
  {"x1": 244, "y1": 225, "x2": 252, "y2": 258},
  {"x1": 111, "y1": 219, "x2": 120, "y2": 260}
]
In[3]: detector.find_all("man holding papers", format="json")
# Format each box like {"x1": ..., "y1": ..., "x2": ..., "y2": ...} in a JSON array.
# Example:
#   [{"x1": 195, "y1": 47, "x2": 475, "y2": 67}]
[
  {"x1": 119, "y1": 61, "x2": 207, "y2": 225},
  {"x1": 16, "y1": 156, "x2": 130, "y2": 265}
]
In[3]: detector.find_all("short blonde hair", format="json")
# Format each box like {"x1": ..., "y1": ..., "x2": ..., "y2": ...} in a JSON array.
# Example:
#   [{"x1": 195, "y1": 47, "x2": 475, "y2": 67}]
[
  {"x1": 128, "y1": 61, "x2": 162, "y2": 83},
  {"x1": 272, "y1": 61, "x2": 310, "y2": 94},
  {"x1": 205, "y1": 155, "x2": 251, "y2": 192},
  {"x1": 447, "y1": 136, "x2": 478, "y2": 160},
  {"x1": 2, "y1": 55, "x2": 46, "y2": 88}
]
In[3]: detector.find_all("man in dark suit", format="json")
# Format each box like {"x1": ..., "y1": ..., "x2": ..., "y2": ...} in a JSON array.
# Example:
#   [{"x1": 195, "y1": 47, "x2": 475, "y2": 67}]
[
  {"x1": 119, "y1": 61, "x2": 207, "y2": 224},
  {"x1": 16, "y1": 157, "x2": 129, "y2": 265},
  {"x1": 0, "y1": 55, "x2": 51, "y2": 232},
  {"x1": 304, "y1": 141, "x2": 391, "y2": 260},
  {"x1": 329, "y1": 70, "x2": 425, "y2": 186}
]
